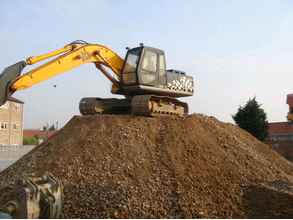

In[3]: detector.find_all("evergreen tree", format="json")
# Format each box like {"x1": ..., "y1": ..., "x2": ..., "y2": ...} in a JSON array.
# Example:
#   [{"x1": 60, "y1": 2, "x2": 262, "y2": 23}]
[{"x1": 232, "y1": 97, "x2": 268, "y2": 141}]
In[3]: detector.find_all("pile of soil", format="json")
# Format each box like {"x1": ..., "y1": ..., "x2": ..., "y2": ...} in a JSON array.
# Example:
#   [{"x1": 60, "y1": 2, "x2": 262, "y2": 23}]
[{"x1": 0, "y1": 114, "x2": 293, "y2": 218}]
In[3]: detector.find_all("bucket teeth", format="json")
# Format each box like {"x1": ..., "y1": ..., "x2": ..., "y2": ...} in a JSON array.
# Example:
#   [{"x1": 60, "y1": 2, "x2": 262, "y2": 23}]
[{"x1": 0, "y1": 61, "x2": 26, "y2": 106}]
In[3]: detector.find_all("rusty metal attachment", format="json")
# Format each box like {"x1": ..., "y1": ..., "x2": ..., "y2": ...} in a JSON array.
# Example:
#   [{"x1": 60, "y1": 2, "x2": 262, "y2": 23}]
[
  {"x1": 0, "y1": 61, "x2": 26, "y2": 106},
  {"x1": 0, "y1": 173, "x2": 62, "y2": 219}
]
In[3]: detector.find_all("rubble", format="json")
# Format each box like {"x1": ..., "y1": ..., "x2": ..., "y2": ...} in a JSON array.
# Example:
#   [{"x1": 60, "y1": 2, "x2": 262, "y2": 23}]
[{"x1": 0, "y1": 114, "x2": 293, "y2": 218}]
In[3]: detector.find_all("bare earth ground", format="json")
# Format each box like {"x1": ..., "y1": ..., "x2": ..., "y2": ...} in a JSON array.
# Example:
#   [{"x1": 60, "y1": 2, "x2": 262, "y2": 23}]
[{"x1": 0, "y1": 114, "x2": 293, "y2": 218}]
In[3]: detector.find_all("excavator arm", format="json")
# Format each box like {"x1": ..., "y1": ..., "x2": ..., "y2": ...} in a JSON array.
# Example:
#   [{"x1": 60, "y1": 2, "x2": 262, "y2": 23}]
[{"x1": 0, "y1": 41, "x2": 125, "y2": 105}]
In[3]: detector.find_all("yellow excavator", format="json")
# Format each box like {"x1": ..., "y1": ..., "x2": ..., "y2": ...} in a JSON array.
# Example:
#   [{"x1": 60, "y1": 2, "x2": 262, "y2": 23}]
[{"x1": 0, "y1": 41, "x2": 194, "y2": 116}]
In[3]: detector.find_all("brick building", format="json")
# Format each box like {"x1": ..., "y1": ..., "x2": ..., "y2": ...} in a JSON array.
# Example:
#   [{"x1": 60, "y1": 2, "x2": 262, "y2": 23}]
[
  {"x1": 267, "y1": 122, "x2": 293, "y2": 161},
  {"x1": 0, "y1": 97, "x2": 23, "y2": 145}
]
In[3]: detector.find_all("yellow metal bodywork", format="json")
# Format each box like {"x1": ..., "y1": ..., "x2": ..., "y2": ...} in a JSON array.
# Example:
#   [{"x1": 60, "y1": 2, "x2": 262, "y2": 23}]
[
  {"x1": 11, "y1": 43, "x2": 125, "y2": 91},
  {"x1": 25, "y1": 45, "x2": 73, "y2": 65}
]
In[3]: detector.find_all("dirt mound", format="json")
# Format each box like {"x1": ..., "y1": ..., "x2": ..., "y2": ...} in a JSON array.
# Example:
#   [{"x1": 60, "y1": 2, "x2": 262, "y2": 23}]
[{"x1": 0, "y1": 114, "x2": 293, "y2": 218}]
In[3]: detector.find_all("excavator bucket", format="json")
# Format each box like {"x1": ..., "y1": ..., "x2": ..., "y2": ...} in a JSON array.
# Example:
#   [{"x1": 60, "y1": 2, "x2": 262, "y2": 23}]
[{"x1": 0, "y1": 61, "x2": 26, "y2": 106}]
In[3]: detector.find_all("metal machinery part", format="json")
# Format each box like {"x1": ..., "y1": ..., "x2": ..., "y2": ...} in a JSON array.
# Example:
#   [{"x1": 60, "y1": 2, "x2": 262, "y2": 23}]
[
  {"x1": 0, "y1": 174, "x2": 62, "y2": 219},
  {"x1": 79, "y1": 95, "x2": 188, "y2": 116},
  {"x1": 131, "y1": 95, "x2": 188, "y2": 116},
  {"x1": 79, "y1": 97, "x2": 131, "y2": 115}
]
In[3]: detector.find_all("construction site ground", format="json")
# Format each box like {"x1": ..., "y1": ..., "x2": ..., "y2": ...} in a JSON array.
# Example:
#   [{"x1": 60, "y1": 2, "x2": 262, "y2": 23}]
[{"x1": 0, "y1": 114, "x2": 293, "y2": 218}]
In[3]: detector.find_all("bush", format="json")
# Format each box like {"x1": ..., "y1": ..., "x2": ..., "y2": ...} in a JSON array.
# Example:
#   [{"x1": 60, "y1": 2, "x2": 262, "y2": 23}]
[{"x1": 23, "y1": 136, "x2": 39, "y2": 145}]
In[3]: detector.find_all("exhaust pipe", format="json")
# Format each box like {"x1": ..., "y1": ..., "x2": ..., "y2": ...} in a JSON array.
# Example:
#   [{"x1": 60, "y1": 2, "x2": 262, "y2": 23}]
[{"x1": 0, "y1": 61, "x2": 26, "y2": 106}]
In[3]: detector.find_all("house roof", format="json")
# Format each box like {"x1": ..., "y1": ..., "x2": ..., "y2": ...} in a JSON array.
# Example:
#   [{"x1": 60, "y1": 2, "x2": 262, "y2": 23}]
[
  {"x1": 23, "y1": 129, "x2": 56, "y2": 139},
  {"x1": 7, "y1": 96, "x2": 24, "y2": 104},
  {"x1": 268, "y1": 122, "x2": 293, "y2": 135}
]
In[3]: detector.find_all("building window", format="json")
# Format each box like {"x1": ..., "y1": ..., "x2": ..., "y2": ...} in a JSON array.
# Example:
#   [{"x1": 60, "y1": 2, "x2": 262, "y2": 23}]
[
  {"x1": 11, "y1": 103, "x2": 20, "y2": 112},
  {"x1": 0, "y1": 122, "x2": 8, "y2": 130},
  {"x1": 13, "y1": 124, "x2": 17, "y2": 129}
]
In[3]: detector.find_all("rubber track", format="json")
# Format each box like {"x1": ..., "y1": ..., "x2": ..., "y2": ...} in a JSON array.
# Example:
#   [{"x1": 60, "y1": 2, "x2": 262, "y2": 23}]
[{"x1": 131, "y1": 95, "x2": 188, "y2": 117}]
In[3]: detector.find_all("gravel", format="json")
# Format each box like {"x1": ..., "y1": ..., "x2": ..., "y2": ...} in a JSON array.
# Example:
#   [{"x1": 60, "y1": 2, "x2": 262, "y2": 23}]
[{"x1": 0, "y1": 114, "x2": 293, "y2": 218}]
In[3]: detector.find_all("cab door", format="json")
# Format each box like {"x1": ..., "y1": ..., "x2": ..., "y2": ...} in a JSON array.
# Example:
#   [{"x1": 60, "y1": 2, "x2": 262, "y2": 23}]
[
  {"x1": 158, "y1": 54, "x2": 167, "y2": 86},
  {"x1": 139, "y1": 50, "x2": 158, "y2": 86}
]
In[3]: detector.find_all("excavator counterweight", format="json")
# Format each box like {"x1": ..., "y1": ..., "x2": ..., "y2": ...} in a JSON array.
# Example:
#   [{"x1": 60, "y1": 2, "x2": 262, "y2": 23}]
[{"x1": 0, "y1": 41, "x2": 194, "y2": 116}]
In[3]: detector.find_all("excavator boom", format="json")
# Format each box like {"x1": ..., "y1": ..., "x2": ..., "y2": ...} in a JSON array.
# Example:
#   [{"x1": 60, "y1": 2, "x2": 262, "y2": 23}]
[{"x1": 0, "y1": 41, "x2": 124, "y2": 105}]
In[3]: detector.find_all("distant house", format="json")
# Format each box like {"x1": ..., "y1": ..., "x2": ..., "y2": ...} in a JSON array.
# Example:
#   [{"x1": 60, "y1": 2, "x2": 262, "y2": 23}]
[
  {"x1": 0, "y1": 97, "x2": 24, "y2": 145},
  {"x1": 266, "y1": 122, "x2": 293, "y2": 161},
  {"x1": 23, "y1": 129, "x2": 56, "y2": 144}
]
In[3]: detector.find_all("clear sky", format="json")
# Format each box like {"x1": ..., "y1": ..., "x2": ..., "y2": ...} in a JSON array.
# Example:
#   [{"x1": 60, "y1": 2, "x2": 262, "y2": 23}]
[{"x1": 1, "y1": 0, "x2": 293, "y2": 128}]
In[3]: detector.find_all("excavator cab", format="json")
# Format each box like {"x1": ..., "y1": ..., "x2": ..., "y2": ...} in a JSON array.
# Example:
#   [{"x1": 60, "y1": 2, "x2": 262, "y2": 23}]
[
  {"x1": 121, "y1": 46, "x2": 166, "y2": 87},
  {"x1": 120, "y1": 45, "x2": 193, "y2": 98}
]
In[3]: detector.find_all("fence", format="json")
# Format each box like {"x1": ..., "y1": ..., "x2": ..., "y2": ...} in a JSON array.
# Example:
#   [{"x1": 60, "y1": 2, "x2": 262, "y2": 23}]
[{"x1": 0, "y1": 145, "x2": 35, "y2": 171}]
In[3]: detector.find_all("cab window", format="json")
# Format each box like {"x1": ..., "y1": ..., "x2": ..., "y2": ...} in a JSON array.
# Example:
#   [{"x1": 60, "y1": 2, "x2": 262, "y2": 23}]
[
  {"x1": 141, "y1": 51, "x2": 157, "y2": 72},
  {"x1": 123, "y1": 48, "x2": 141, "y2": 74},
  {"x1": 159, "y1": 55, "x2": 165, "y2": 76}
]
